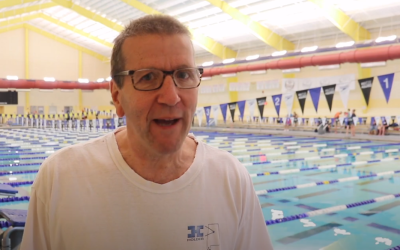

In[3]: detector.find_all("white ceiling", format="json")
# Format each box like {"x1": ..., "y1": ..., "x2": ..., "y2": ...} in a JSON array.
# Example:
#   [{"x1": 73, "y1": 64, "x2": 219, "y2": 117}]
[{"x1": 1, "y1": 0, "x2": 400, "y2": 61}]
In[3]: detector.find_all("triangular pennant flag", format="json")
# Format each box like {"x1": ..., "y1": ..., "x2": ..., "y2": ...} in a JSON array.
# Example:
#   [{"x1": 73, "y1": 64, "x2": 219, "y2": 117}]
[
  {"x1": 322, "y1": 84, "x2": 336, "y2": 112},
  {"x1": 272, "y1": 94, "x2": 282, "y2": 116},
  {"x1": 378, "y1": 73, "x2": 394, "y2": 103},
  {"x1": 371, "y1": 117, "x2": 376, "y2": 125},
  {"x1": 237, "y1": 100, "x2": 246, "y2": 120},
  {"x1": 310, "y1": 118, "x2": 314, "y2": 126},
  {"x1": 339, "y1": 117, "x2": 345, "y2": 126},
  {"x1": 321, "y1": 117, "x2": 326, "y2": 125},
  {"x1": 247, "y1": 99, "x2": 256, "y2": 122},
  {"x1": 397, "y1": 116, "x2": 400, "y2": 124},
  {"x1": 358, "y1": 77, "x2": 374, "y2": 106},
  {"x1": 338, "y1": 83, "x2": 351, "y2": 110},
  {"x1": 375, "y1": 116, "x2": 381, "y2": 125},
  {"x1": 296, "y1": 90, "x2": 308, "y2": 114},
  {"x1": 386, "y1": 116, "x2": 392, "y2": 124},
  {"x1": 256, "y1": 97, "x2": 266, "y2": 119},
  {"x1": 290, "y1": 117, "x2": 295, "y2": 125},
  {"x1": 309, "y1": 87, "x2": 321, "y2": 113},
  {"x1": 228, "y1": 102, "x2": 237, "y2": 122},
  {"x1": 196, "y1": 108, "x2": 204, "y2": 126},
  {"x1": 353, "y1": 117, "x2": 358, "y2": 126},
  {"x1": 211, "y1": 105, "x2": 219, "y2": 125},
  {"x1": 204, "y1": 106, "x2": 211, "y2": 126},
  {"x1": 219, "y1": 103, "x2": 228, "y2": 123},
  {"x1": 283, "y1": 92, "x2": 295, "y2": 116}
]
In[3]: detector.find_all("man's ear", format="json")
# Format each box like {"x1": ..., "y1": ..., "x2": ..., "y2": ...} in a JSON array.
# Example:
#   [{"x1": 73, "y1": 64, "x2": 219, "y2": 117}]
[{"x1": 110, "y1": 80, "x2": 125, "y2": 118}]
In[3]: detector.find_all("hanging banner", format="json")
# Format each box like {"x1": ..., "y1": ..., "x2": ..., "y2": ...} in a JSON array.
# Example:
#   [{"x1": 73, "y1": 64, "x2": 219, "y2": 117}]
[
  {"x1": 247, "y1": 99, "x2": 256, "y2": 122},
  {"x1": 272, "y1": 94, "x2": 282, "y2": 116},
  {"x1": 196, "y1": 107, "x2": 204, "y2": 126},
  {"x1": 296, "y1": 90, "x2": 308, "y2": 114},
  {"x1": 321, "y1": 117, "x2": 326, "y2": 125},
  {"x1": 358, "y1": 77, "x2": 374, "y2": 106},
  {"x1": 397, "y1": 116, "x2": 400, "y2": 124},
  {"x1": 337, "y1": 83, "x2": 351, "y2": 110},
  {"x1": 308, "y1": 87, "x2": 321, "y2": 113},
  {"x1": 283, "y1": 92, "x2": 295, "y2": 116},
  {"x1": 204, "y1": 106, "x2": 211, "y2": 126},
  {"x1": 211, "y1": 105, "x2": 219, "y2": 125},
  {"x1": 378, "y1": 73, "x2": 395, "y2": 103},
  {"x1": 219, "y1": 103, "x2": 228, "y2": 123},
  {"x1": 228, "y1": 102, "x2": 237, "y2": 122},
  {"x1": 256, "y1": 97, "x2": 266, "y2": 119},
  {"x1": 237, "y1": 100, "x2": 246, "y2": 120},
  {"x1": 322, "y1": 84, "x2": 336, "y2": 112}
]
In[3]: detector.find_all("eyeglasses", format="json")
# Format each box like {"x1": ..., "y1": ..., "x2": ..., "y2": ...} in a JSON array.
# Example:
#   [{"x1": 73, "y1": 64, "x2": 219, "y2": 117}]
[{"x1": 113, "y1": 67, "x2": 203, "y2": 91}]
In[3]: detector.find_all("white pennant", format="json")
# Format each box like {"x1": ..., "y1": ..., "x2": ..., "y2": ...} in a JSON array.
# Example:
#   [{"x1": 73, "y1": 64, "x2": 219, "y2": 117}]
[
  {"x1": 375, "y1": 116, "x2": 382, "y2": 125},
  {"x1": 397, "y1": 116, "x2": 400, "y2": 124},
  {"x1": 247, "y1": 99, "x2": 256, "y2": 122},
  {"x1": 353, "y1": 117, "x2": 358, "y2": 126},
  {"x1": 338, "y1": 83, "x2": 351, "y2": 110},
  {"x1": 321, "y1": 118, "x2": 326, "y2": 125},
  {"x1": 339, "y1": 117, "x2": 345, "y2": 126},
  {"x1": 211, "y1": 105, "x2": 219, "y2": 125},
  {"x1": 310, "y1": 118, "x2": 314, "y2": 126},
  {"x1": 290, "y1": 117, "x2": 295, "y2": 124},
  {"x1": 283, "y1": 92, "x2": 295, "y2": 116},
  {"x1": 196, "y1": 108, "x2": 204, "y2": 127},
  {"x1": 386, "y1": 116, "x2": 392, "y2": 124}
]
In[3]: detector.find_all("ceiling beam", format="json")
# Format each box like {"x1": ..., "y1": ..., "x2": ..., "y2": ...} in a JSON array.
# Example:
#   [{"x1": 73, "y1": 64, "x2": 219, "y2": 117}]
[
  {"x1": 0, "y1": 12, "x2": 112, "y2": 48},
  {"x1": 308, "y1": 0, "x2": 371, "y2": 41},
  {"x1": 0, "y1": 0, "x2": 38, "y2": 9},
  {"x1": 50, "y1": 0, "x2": 123, "y2": 31},
  {"x1": 0, "y1": 13, "x2": 41, "y2": 27},
  {"x1": 25, "y1": 23, "x2": 109, "y2": 62},
  {"x1": 0, "y1": 2, "x2": 56, "y2": 19},
  {"x1": 119, "y1": 0, "x2": 237, "y2": 59},
  {"x1": 39, "y1": 14, "x2": 113, "y2": 48},
  {"x1": 0, "y1": 22, "x2": 109, "y2": 61},
  {"x1": 205, "y1": 0, "x2": 295, "y2": 51}
]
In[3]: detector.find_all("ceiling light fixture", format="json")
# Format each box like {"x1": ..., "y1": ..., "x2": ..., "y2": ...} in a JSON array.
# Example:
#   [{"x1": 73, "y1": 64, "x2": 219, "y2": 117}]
[
  {"x1": 202, "y1": 61, "x2": 214, "y2": 67},
  {"x1": 375, "y1": 35, "x2": 397, "y2": 43},
  {"x1": 335, "y1": 41, "x2": 355, "y2": 48},
  {"x1": 223, "y1": 58, "x2": 235, "y2": 64},
  {"x1": 301, "y1": 46, "x2": 318, "y2": 53},
  {"x1": 246, "y1": 54, "x2": 259, "y2": 61},
  {"x1": 272, "y1": 50, "x2": 287, "y2": 57}
]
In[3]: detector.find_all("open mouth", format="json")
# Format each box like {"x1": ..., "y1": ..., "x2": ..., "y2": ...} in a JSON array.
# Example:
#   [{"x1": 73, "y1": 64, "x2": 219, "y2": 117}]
[{"x1": 154, "y1": 119, "x2": 180, "y2": 126}]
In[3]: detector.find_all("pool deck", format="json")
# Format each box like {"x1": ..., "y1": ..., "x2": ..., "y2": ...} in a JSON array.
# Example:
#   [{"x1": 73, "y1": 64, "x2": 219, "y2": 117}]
[{"x1": 191, "y1": 126, "x2": 400, "y2": 142}]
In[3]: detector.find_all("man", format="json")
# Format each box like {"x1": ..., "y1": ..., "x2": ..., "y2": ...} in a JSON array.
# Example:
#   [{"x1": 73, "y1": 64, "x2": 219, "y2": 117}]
[{"x1": 21, "y1": 15, "x2": 273, "y2": 250}]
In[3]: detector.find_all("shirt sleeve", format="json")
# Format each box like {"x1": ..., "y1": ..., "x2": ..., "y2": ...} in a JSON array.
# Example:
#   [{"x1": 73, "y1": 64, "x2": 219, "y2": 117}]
[
  {"x1": 20, "y1": 187, "x2": 51, "y2": 250},
  {"x1": 234, "y1": 172, "x2": 274, "y2": 250}
]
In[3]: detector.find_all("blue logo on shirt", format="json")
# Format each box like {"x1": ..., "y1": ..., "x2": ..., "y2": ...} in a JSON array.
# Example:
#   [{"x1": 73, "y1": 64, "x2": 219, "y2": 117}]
[{"x1": 188, "y1": 225, "x2": 203, "y2": 238}]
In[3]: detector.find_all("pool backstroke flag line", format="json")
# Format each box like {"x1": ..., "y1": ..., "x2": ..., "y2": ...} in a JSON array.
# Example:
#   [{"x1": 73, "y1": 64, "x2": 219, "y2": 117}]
[
  {"x1": 237, "y1": 100, "x2": 246, "y2": 121},
  {"x1": 228, "y1": 102, "x2": 237, "y2": 122},
  {"x1": 204, "y1": 106, "x2": 211, "y2": 125},
  {"x1": 246, "y1": 99, "x2": 256, "y2": 122},
  {"x1": 256, "y1": 97, "x2": 266, "y2": 119},
  {"x1": 322, "y1": 85, "x2": 336, "y2": 112},
  {"x1": 358, "y1": 77, "x2": 374, "y2": 107},
  {"x1": 337, "y1": 83, "x2": 351, "y2": 110},
  {"x1": 272, "y1": 94, "x2": 282, "y2": 116},
  {"x1": 296, "y1": 90, "x2": 308, "y2": 114},
  {"x1": 309, "y1": 87, "x2": 321, "y2": 113},
  {"x1": 219, "y1": 103, "x2": 227, "y2": 123},
  {"x1": 283, "y1": 92, "x2": 295, "y2": 116},
  {"x1": 378, "y1": 73, "x2": 394, "y2": 103},
  {"x1": 195, "y1": 107, "x2": 204, "y2": 126},
  {"x1": 211, "y1": 105, "x2": 219, "y2": 125}
]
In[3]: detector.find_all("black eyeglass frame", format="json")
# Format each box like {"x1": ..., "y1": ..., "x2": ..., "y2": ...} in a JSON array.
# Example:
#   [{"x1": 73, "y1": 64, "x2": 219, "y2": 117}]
[{"x1": 113, "y1": 67, "x2": 204, "y2": 91}]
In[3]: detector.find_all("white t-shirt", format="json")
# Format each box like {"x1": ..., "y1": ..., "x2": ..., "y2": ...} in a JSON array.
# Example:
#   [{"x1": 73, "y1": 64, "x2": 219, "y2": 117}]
[{"x1": 21, "y1": 128, "x2": 273, "y2": 250}]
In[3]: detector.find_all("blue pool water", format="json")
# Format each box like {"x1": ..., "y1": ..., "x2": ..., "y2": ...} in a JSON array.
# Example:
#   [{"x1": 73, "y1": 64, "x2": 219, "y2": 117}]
[{"x1": 1, "y1": 129, "x2": 399, "y2": 249}]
